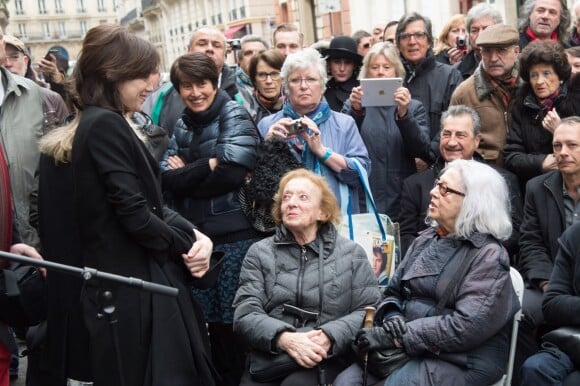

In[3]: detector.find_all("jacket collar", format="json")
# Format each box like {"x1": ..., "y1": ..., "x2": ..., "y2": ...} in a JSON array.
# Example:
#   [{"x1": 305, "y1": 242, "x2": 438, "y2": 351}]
[
  {"x1": 419, "y1": 226, "x2": 493, "y2": 248},
  {"x1": 0, "y1": 67, "x2": 34, "y2": 101},
  {"x1": 401, "y1": 49, "x2": 436, "y2": 83},
  {"x1": 274, "y1": 222, "x2": 337, "y2": 258}
]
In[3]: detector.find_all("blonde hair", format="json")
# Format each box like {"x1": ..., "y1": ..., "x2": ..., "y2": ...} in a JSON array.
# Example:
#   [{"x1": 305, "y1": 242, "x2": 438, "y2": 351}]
[
  {"x1": 360, "y1": 42, "x2": 405, "y2": 79},
  {"x1": 39, "y1": 114, "x2": 80, "y2": 164},
  {"x1": 434, "y1": 14, "x2": 466, "y2": 55}
]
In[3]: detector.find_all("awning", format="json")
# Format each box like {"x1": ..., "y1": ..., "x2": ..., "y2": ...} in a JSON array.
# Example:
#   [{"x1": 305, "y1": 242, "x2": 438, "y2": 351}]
[{"x1": 224, "y1": 24, "x2": 246, "y2": 39}]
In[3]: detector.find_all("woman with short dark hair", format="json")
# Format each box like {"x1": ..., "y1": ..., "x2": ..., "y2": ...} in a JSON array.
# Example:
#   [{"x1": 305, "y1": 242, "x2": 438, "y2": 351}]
[
  {"x1": 504, "y1": 40, "x2": 580, "y2": 185},
  {"x1": 161, "y1": 51, "x2": 260, "y2": 386}
]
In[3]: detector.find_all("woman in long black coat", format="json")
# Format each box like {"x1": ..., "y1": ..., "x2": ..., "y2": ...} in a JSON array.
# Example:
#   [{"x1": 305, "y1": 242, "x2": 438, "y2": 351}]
[{"x1": 40, "y1": 24, "x2": 218, "y2": 386}]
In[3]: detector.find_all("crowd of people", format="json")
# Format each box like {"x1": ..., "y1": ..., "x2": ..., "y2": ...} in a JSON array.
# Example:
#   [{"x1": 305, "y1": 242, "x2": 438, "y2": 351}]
[{"x1": 1, "y1": 0, "x2": 580, "y2": 385}]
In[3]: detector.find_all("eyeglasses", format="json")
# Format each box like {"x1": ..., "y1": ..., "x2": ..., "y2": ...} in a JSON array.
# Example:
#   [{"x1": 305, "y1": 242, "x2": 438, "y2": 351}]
[
  {"x1": 288, "y1": 77, "x2": 319, "y2": 87},
  {"x1": 480, "y1": 46, "x2": 513, "y2": 57},
  {"x1": 256, "y1": 71, "x2": 281, "y2": 81},
  {"x1": 433, "y1": 179, "x2": 465, "y2": 197},
  {"x1": 362, "y1": 43, "x2": 371, "y2": 49},
  {"x1": 399, "y1": 31, "x2": 428, "y2": 42},
  {"x1": 5, "y1": 53, "x2": 23, "y2": 62}
]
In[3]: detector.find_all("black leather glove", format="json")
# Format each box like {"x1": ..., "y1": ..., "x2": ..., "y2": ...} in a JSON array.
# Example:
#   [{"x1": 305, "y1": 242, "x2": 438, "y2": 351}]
[
  {"x1": 383, "y1": 314, "x2": 407, "y2": 341},
  {"x1": 353, "y1": 326, "x2": 395, "y2": 355}
]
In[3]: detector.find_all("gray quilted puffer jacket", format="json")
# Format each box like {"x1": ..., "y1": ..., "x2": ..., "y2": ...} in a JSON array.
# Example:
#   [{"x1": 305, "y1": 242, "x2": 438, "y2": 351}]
[{"x1": 233, "y1": 222, "x2": 381, "y2": 356}]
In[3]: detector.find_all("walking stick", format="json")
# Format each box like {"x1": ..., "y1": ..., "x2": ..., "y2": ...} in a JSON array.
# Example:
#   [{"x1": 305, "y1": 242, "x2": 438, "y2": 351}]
[{"x1": 362, "y1": 306, "x2": 376, "y2": 386}]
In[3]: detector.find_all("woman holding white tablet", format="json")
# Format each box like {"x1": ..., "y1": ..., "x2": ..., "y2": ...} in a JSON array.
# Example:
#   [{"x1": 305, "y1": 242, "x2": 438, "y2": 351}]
[{"x1": 344, "y1": 42, "x2": 431, "y2": 221}]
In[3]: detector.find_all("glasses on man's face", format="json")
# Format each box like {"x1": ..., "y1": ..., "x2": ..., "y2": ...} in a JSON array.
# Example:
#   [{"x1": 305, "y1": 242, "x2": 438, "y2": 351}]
[
  {"x1": 433, "y1": 178, "x2": 465, "y2": 197},
  {"x1": 256, "y1": 71, "x2": 281, "y2": 81},
  {"x1": 362, "y1": 43, "x2": 371, "y2": 49},
  {"x1": 288, "y1": 77, "x2": 319, "y2": 87},
  {"x1": 399, "y1": 31, "x2": 428, "y2": 42}
]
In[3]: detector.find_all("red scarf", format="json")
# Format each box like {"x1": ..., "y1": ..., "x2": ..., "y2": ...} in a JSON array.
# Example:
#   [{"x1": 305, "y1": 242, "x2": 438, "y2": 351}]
[
  {"x1": 0, "y1": 143, "x2": 12, "y2": 253},
  {"x1": 526, "y1": 26, "x2": 558, "y2": 42}
]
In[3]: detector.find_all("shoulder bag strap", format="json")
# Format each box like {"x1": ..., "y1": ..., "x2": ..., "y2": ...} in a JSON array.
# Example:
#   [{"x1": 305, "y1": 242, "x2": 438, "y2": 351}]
[{"x1": 433, "y1": 240, "x2": 499, "y2": 316}]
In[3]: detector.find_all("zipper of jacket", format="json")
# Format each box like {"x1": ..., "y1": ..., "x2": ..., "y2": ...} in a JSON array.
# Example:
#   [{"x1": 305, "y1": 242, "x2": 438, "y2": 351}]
[
  {"x1": 296, "y1": 246, "x2": 307, "y2": 307},
  {"x1": 504, "y1": 110, "x2": 508, "y2": 134}
]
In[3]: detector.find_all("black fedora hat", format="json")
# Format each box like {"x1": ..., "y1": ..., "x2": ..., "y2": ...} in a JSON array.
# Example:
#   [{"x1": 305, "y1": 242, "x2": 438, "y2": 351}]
[{"x1": 323, "y1": 36, "x2": 363, "y2": 65}]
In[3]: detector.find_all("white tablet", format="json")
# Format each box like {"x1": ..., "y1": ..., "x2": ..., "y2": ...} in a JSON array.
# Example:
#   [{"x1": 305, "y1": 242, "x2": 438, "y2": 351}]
[{"x1": 360, "y1": 78, "x2": 403, "y2": 107}]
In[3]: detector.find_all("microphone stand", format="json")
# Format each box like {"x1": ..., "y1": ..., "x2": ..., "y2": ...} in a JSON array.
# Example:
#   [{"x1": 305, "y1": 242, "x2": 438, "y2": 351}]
[{"x1": 0, "y1": 251, "x2": 178, "y2": 386}]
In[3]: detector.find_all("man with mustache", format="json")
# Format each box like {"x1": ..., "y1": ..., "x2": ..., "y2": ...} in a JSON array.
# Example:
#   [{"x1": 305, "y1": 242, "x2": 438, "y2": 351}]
[
  {"x1": 398, "y1": 105, "x2": 522, "y2": 259},
  {"x1": 517, "y1": 0, "x2": 570, "y2": 49},
  {"x1": 450, "y1": 24, "x2": 520, "y2": 167}
]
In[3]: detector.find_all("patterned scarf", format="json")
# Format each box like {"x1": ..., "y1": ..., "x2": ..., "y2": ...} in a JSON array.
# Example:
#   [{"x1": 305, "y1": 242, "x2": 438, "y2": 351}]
[
  {"x1": 236, "y1": 68, "x2": 253, "y2": 88},
  {"x1": 485, "y1": 64, "x2": 519, "y2": 108},
  {"x1": 282, "y1": 98, "x2": 332, "y2": 174},
  {"x1": 538, "y1": 87, "x2": 561, "y2": 111},
  {"x1": 0, "y1": 142, "x2": 12, "y2": 252}
]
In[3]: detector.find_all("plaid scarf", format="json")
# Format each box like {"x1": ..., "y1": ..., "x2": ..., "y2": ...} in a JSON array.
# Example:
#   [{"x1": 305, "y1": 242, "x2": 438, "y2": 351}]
[
  {"x1": 0, "y1": 142, "x2": 12, "y2": 252},
  {"x1": 538, "y1": 87, "x2": 561, "y2": 111},
  {"x1": 485, "y1": 66, "x2": 518, "y2": 108}
]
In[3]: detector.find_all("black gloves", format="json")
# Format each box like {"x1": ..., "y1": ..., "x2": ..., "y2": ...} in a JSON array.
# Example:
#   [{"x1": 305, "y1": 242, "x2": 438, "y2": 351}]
[
  {"x1": 353, "y1": 325, "x2": 396, "y2": 355},
  {"x1": 383, "y1": 314, "x2": 407, "y2": 342}
]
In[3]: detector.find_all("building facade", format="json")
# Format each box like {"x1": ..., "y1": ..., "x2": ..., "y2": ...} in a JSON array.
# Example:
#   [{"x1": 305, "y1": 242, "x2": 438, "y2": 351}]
[{"x1": 6, "y1": 0, "x2": 119, "y2": 68}]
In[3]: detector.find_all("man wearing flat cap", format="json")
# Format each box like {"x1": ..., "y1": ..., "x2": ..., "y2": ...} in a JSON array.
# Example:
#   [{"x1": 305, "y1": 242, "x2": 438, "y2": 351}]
[
  {"x1": 450, "y1": 24, "x2": 521, "y2": 166},
  {"x1": 324, "y1": 36, "x2": 363, "y2": 112}
]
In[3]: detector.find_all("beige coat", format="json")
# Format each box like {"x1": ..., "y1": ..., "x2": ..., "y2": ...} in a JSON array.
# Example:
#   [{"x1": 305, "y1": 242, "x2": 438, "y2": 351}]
[{"x1": 450, "y1": 64, "x2": 518, "y2": 166}]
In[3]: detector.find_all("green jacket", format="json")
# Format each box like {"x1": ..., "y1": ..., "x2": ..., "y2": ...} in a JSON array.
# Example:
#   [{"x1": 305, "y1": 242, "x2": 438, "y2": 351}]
[{"x1": 0, "y1": 68, "x2": 44, "y2": 247}]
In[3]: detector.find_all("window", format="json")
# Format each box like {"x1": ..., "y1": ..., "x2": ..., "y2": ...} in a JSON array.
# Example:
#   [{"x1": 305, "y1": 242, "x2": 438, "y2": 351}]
[
  {"x1": 42, "y1": 23, "x2": 50, "y2": 39},
  {"x1": 80, "y1": 20, "x2": 88, "y2": 36},
  {"x1": 97, "y1": 0, "x2": 106, "y2": 12},
  {"x1": 58, "y1": 22, "x2": 66, "y2": 38},
  {"x1": 77, "y1": 0, "x2": 86, "y2": 12},
  {"x1": 18, "y1": 24, "x2": 27, "y2": 39},
  {"x1": 55, "y1": 0, "x2": 63, "y2": 14},
  {"x1": 38, "y1": 0, "x2": 47, "y2": 14},
  {"x1": 15, "y1": 0, "x2": 24, "y2": 15}
]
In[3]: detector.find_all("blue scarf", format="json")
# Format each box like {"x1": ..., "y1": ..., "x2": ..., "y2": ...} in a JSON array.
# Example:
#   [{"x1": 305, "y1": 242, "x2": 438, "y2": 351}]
[{"x1": 282, "y1": 98, "x2": 332, "y2": 174}]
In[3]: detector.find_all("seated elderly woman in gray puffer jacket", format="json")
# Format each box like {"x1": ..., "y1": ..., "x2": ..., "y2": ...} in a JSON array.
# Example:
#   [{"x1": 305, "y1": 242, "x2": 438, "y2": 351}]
[{"x1": 233, "y1": 169, "x2": 381, "y2": 386}]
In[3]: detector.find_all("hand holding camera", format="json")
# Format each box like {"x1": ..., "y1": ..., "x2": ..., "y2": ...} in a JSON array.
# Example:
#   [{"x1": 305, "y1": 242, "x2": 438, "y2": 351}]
[{"x1": 285, "y1": 119, "x2": 307, "y2": 137}]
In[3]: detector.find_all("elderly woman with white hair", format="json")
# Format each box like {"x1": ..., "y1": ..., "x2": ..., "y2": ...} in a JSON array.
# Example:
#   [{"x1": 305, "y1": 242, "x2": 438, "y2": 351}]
[
  {"x1": 344, "y1": 42, "x2": 431, "y2": 221},
  {"x1": 257, "y1": 48, "x2": 369, "y2": 212},
  {"x1": 335, "y1": 159, "x2": 520, "y2": 386}
]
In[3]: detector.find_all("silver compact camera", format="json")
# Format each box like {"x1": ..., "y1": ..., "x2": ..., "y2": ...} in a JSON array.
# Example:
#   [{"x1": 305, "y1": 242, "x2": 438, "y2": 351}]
[{"x1": 286, "y1": 119, "x2": 306, "y2": 136}]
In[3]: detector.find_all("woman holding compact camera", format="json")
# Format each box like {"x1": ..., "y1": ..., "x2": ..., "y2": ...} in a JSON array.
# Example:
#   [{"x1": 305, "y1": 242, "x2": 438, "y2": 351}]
[
  {"x1": 257, "y1": 48, "x2": 369, "y2": 213},
  {"x1": 434, "y1": 14, "x2": 467, "y2": 65}
]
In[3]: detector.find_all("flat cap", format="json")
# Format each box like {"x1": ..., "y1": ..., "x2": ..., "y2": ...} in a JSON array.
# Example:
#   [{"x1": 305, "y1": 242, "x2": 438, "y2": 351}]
[
  {"x1": 476, "y1": 24, "x2": 519, "y2": 47},
  {"x1": 3, "y1": 35, "x2": 26, "y2": 53}
]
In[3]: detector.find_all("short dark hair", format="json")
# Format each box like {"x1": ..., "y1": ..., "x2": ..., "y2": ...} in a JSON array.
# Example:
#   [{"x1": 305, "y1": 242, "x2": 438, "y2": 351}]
[
  {"x1": 249, "y1": 49, "x2": 284, "y2": 87},
  {"x1": 519, "y1": 40, "x2": 571, "y2": 84},
  {"x1": 74, "y1": 24, "x2": 159, "y2": 113},
  {"x1": 396, "y1": 13, "x2": 433, "y2": 46},
  {"x1": 566, "y1": 46, "x2": 580, "y2": 59},
  {"x1": 170, "y1": 52, "x2": 219, "y2": 92}
]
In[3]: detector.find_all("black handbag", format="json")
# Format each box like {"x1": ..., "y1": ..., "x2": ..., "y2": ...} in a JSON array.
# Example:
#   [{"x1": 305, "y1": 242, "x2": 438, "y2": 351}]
[
  {"x1": 249, "y1": 350, "x2": 302, "y2": 382},
  {"x1": 542, "y1": 326, "x2": 580, "y2": 367},
  {"x1": 0, "y1": 263, "x2": 47, "y2": 327},
  {"x1": 366, "y1": 347, "x2": 411, "y2": 378}
]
